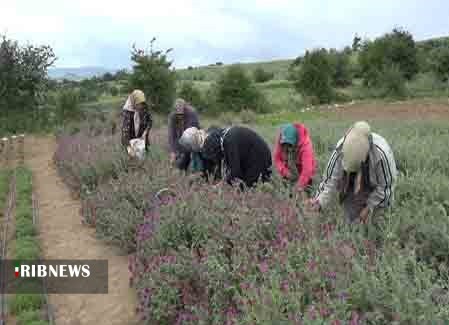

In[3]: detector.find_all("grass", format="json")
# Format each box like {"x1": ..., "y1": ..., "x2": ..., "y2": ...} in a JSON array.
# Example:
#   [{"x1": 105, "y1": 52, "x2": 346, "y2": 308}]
[
  {"x1": 10, "y1": 166, "x2": 48, "y2": 323},
  {"x1": 16, "y1": 310, "x2": 43, "y2": 323},
  {"x1": 177, "y1": 59, "x2": 294, "y2": 82},
  {"x1": 9, "y1": 293, "x2": 45, "y2": 315},
  {"x1": 175, "y1": 69, "x2": 448, "y2": 119},
  {"x1": 0, "y1": 170, "x2": 11, "y2": 214},
  {"x1": 80, "y1": 96, "x2": 125, "y2": 113}
]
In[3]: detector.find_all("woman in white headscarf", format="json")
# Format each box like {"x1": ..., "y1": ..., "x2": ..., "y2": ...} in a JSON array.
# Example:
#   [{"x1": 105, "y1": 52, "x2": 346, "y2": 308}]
[
  {"x1": 179, "y1": 126, "x2": 222, "y2": 182},
  {"x1": 121, "y1": 89, "x2": 153, "y2": 151}
]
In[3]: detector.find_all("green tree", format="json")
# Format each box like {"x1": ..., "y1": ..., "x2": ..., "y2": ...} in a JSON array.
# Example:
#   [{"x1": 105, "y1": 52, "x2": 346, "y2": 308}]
[
  {"x1": 178, "y1": 82, "x2": 204, "y2": 111},
  {"x1": 293, "y1": 49, "x2": 334, "y2": 104},
  {"x1": 352, "y1": 34, "x2": 362, "y2": 52},
  {"x1": 328, "y1": 49, "x2": 353, "y2": 87},
  {"x1": 253, "y1": 67, "x2": 274, "y2": 83},
  {"x1": 378, "y1": 65, "x2": 407, "y2": 98},
  {"x1": 114, "y1": 69, "x2": 129, "y2": 81},
  {"x1": 429, "y1": 46, "x2": 449, "y2": 82},
  {"x1": 110, "y1": 86, "x2": 119, "y2": 97},
  {"x1": 0, "y1": 35, "x2": 56, "y2": 131},
  {"x1": 102, "y1": 72, "x2": 115, "y2": 82},
  {"x1": 129, "y1": 38, "x2": 176, "y2": 113},
  {"x1": 359, "y1": 28, "x2": 418, "y2": 86},
  {"x1": 55, "y1": 88, "x2": 83, "y2": 123},
  {"x1": 215, "y1": 65, "x2": 268, "y2": 113}
]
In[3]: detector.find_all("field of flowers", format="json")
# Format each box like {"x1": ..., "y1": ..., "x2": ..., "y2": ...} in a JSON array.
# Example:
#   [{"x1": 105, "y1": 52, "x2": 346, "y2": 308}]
[{"x1": 53, "y1": 115, "x2": 449, "y2": 325}]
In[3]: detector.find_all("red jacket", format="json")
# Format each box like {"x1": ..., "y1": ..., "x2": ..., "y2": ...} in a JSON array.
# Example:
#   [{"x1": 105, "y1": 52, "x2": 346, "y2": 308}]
[{"x1": 274, "y1": 123, "x2": 317, "y2": 189}]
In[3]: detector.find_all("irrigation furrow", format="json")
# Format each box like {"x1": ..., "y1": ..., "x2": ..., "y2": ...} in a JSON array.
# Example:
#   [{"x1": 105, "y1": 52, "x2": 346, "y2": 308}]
[{"x1": 32, "y1": 179, "x2": 55, "y2": 325}]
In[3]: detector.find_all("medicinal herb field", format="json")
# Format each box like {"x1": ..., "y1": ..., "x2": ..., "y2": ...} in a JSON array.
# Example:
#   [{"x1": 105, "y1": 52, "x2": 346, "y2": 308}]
[{"x1": 54, "y1": 107, "x2": 449, "y2": 324}]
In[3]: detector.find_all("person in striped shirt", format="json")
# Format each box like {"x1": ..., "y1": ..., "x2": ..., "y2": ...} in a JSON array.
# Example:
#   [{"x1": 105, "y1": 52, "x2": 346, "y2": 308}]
[{"x1": 308, "y1": 121, "x2": 397, "y2": 224}]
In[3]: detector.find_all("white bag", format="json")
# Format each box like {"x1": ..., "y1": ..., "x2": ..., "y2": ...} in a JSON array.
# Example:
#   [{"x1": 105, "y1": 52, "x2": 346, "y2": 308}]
[{"x1": 128, "y1": 138, "x2": 146, "y2": 160}]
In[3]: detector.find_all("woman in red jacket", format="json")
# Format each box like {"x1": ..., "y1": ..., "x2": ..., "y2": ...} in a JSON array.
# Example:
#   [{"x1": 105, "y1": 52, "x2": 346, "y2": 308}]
[{"x1": 274, "y1": 123, "x2": 317, "y2": 197}]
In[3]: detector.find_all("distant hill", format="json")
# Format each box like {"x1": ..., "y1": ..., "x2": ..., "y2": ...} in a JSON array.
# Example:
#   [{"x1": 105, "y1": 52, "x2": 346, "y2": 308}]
[
  {"x1": 177, "y1": 36, "x2": 449, "y2": 82},
  {"x1": 177, "y1": 59, "x2": 294, "y2": 82},
  {"x1": 48, "y1": 67, "x2": 117, "y2": 80}
]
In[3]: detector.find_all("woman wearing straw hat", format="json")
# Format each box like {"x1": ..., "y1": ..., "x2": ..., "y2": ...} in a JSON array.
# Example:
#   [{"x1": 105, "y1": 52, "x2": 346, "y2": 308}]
[{"x1": 309, "y1": 121, "x2": 397, "y2": 224}]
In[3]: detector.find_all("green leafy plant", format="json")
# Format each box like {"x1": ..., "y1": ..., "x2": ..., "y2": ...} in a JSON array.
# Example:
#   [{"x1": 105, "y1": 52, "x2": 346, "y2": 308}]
[
  {"x1": 9, "y1": 294, "x2": 45, "y2": 314},
  {"x1": 177, "y1": 81, "x2": 205, "y2": 111},
  {"x1": 359, "y1": 27, "x2": 418, "y2": 87},
  {"x1": 129, "y1": 38, "x2": 176, "y2": 113},
  {"x1": 215, "y1": 65, "x2": 269, "y2": 113},
  {"x1": 293, "y1": 48, "x2": 334, "y2": 104},
  {"x1": 0, "y1": 35, "x2": 56, "y2": 133},
  {"x1": 253, "y1": 67, "x2": 274, "y2": 83}
]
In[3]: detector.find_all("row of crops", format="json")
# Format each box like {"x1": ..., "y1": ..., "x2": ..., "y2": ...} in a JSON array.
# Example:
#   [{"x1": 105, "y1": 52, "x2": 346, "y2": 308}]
[
  {"x1": 0, "y1": 136, "x2": 52, "y2": 325},
  {"x1": 53, "y1": 118, "x2": 449, "y2": 324}
]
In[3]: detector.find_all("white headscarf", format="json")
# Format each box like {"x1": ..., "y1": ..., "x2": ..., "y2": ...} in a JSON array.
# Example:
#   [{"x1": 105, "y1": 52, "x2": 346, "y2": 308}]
[
  {"x1": 123, "y1": 90, "x2": 146, "y2": 137},
  {"x1": 342, "y1": 121, "x2": 371, "y2": 173},
  {"x1": 179, "y1": 127, "x2": 208, "y2": 152}
]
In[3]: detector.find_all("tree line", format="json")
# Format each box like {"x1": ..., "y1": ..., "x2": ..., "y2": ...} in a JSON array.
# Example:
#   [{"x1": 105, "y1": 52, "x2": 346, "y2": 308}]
[{"x1": 292, "y1": 28, "x2": 449, "y2": 103}]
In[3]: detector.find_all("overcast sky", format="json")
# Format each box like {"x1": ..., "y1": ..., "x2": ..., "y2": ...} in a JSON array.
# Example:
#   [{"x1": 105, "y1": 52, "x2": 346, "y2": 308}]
[{"x1": 1, "y1": 0, "x2": 448, "y2": 69}]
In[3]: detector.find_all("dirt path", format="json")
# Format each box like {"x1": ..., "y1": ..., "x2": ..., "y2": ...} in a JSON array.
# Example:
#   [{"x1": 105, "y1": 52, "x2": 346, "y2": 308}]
[{"x1": 25, "y1": 136, "x2": 138, "y2": 325}]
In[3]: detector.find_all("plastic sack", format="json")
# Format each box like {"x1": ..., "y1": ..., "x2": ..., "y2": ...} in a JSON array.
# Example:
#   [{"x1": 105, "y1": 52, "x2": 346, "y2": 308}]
[{"x1": 127, "y1": 138, "x2": 146, "y2": 160}]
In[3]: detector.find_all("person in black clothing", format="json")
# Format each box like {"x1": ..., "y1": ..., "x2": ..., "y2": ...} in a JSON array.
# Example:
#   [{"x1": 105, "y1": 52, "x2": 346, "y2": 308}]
[{"x1": 201, "y1": 126, "x2": 272, "y2": 189}]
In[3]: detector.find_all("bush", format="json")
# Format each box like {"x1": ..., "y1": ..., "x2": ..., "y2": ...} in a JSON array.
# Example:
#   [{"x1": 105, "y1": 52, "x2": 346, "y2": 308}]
[
  {"x1": 0, "y1": 35, "x2": 56, "y2": 132},
  {"x1": 239, "y1": 109, "x2": 258, "y2": 124},
  {"x1": 377, "y1": 65, "x2": 407, "y2": 99},
  {"x1": 253, "y1": 67, "x2": 274, "y2": 83},
  {"x1": 9, "y1": 294, "x2": 45, "y2": 314},
  {"x1": 110, "y1": 86, "x2": 119, "y2": 97},
  {"x1": 55, "y1": 89, "x2": 83, "y2": 123},
  {"x1": 129, "y1": 38, "x2": 177, "y2": 113},
  {"x1": 359, "y1": 28, "x2": 418, "y2": 87},
  {"x1": 16, "y1": 217, "x2": 35, "y2": 237},
  {"x1": 293, "y1": 49, "x2": 334, "y2": 104},
  {"x1": 429, "y1": 46, "x2": 449, "y2": 82},
  {"x1": 215, "y1": 65, "x2": 269, "y2": 113},
  {"x1": 16, "y1": 310, "x2": 41, "y2": 324},
  {"x1": 15, "y1": 237, "x2": 41, "y2": 260},
  {"x1": 328, "y1": 50, "x2": 353, "y2": 87},
  {"x1": 407, "y1": 72, "x2": 447, "y2": 96},
  {"x1": 0, "y1": 170, "x2": 11, "y2": 213},
  {"x1": 79, "y1": 86, "x2": 100, "y2": 103},
  {"x1": 177, "y1": 82, "x2": 204, "y2": 111}
]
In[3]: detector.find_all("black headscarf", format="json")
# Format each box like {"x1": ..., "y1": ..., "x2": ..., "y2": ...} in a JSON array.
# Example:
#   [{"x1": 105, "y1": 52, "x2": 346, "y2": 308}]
[{"x1": 201, "y1": 127, "x2": 227, "y2": 164}]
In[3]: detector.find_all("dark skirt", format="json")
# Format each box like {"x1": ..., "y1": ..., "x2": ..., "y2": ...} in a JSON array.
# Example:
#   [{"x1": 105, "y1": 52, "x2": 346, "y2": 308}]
[
  {"x1": 121, "y1": 111, "x2": 136, "y2": 147},
  {"x1": 121, "y1": 110, "x2": 151, "y2": 151}
]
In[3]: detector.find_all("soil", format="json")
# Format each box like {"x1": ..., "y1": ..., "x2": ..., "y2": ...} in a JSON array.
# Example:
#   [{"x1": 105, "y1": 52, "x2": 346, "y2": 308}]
[
  {"x1": 325, "y1": 98, "x2": 449, "y2": 121},
  {"x1": 25, "y1": 136, "x2": 138, "y2": 325}
]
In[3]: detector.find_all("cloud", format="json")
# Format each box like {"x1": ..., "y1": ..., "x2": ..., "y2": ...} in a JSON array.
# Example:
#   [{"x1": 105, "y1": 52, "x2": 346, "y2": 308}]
[{"x1": 1, "y1": 0, "x2": 448, "y2": 68}]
